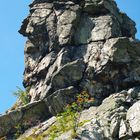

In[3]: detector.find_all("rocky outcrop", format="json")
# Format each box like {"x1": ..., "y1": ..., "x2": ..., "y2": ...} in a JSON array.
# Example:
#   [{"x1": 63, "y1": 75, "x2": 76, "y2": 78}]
[
  {"x1": 19, "y1": 0, "x2": 140, "y2": 115},
  {"x1": 16, "y1": 87, "x2": 140, "y2": 140},
  {"x1": 1, "y1": 0, "x2": 140, "y2": 139},
  {"x1": 0, "y1": 101, "x2": 51, "y2": 138}
]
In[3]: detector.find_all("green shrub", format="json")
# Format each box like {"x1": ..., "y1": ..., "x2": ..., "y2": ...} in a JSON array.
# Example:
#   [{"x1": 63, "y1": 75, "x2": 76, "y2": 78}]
[
  {"x1": 13, "y1": 87, "x2": 30, "y2": 105},
  {"x1": 43, "y1": 91, "x2": 94, "y2": 139},
  {"x1": 21, "y1": 91, "x2": 94, "y2": 140},
  {"x1": 13, "y1": 124, "x2": 23, "y2": 139}
]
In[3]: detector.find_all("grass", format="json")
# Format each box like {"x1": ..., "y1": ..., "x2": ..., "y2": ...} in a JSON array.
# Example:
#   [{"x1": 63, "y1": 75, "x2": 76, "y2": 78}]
[
  {"x1": 16, "y1": 91, "x2": 94, "y2": 140},
  {"x1": 13, "y1": 87, "x2": 30, "y2": 105}
]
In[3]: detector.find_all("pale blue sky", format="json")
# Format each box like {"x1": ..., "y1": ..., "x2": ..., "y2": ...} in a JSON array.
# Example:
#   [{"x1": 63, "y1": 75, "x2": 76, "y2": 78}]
[{"x1": 0, "y1": 0, "x2": 140, "y2": 114}]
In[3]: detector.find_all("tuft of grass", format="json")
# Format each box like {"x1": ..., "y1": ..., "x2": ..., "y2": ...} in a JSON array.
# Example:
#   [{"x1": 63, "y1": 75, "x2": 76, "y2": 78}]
[
  {"x1": 13, "y1": 87, "x2": 30, "y2": 105},
  {"x1": 41, "y1": 91, "x2": 94, "y2": 139}
]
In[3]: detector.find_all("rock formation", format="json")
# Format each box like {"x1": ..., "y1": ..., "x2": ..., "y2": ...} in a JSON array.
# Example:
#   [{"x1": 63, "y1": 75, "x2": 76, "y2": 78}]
[{"x1": 0, "y1": 0, "x2": 140, "y2": 139}]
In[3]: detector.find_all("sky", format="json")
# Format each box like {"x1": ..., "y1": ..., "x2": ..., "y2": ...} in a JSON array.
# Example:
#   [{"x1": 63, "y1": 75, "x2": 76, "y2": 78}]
[{"x1": 0, "y1": 0, "x2": 140, "y2": 114}]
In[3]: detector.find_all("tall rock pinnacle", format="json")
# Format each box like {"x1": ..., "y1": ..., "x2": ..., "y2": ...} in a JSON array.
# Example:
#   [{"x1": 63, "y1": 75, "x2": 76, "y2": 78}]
[
  {"x1": 19, "y1": 0, "x2": 138, "y2": 114},
  {"x1": 1, "y1": 0, "x2": 140, "y2": 139}
]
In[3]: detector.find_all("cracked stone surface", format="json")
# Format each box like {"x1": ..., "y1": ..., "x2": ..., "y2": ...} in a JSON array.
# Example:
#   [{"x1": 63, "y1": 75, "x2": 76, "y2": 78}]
[
  {"x1": 19, "y1": 0, "x2": 139, "y2": 114},
  {"x1": 15, "y1": 87, "x2": 140, "y2": 140},
  {"x1": 127, "y1": 100, "x2": 140, "y2": 134},
  {"x1": 0, "y1": 0, "x2": 140, "y2": 139}
]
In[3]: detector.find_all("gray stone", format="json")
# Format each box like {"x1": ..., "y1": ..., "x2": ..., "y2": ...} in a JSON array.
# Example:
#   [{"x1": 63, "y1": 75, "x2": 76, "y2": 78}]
[
  {"x1": 57, "y1": 7, "x2": 80, "y2": 45},
  {"x1": 17, "y1": 117, "x2": 56, "y2": 140},
  {"x1": 127, "y1": 101, "x2": 140, "y2": 134},
  {"x1": 120, "y1": 13, "x2": 137, "y2": 38},
  {"x1": 51, "y1": 59, "x2": 85, "y2": 91},
  {"x1": 110, "y1": 116, "x2": 120, "y2": 137},
  {"x1": 74, "y1": 14, "x2": 121, "y2": 44},
  {"x1": 83, "y1": 0, "x2": 120, "y2": 16},
  {"x1": 119, "y1": 119, "x2": 127, "y2": 139},
  {"x1": 0, "y1": 101, "x2": 51, "y2": 138},
  {"x1": 45, "y1": 86, "x2": 78, "y2": 115}
]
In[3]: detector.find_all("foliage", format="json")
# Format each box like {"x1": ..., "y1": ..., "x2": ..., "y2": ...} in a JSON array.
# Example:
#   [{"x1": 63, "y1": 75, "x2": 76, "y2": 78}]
[
  {"x1": 42, "y1": 91, "x2": 94, "y2": 140},
  {"x1": 13, "y1": 87, "x2": 30, "y2": 105},
  {"x1": 13, "y1": 124, "x2": 23, "y2": 139},
  {"x1": 13, "y1": 118, "x2": 41, "y2": 139},
  {"x1": 21, "y1": 135, "x2": 43, "y2": 140},
  {"x1": 20, "y1": 91, "x2": 94, "y2": 140}
]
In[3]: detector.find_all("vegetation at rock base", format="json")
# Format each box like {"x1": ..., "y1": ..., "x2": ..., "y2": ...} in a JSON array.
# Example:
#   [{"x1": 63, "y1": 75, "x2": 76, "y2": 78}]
[
  {"x1": 45, "y1": 91, "x2": 94, "y2": 139},
  {"x1": 13, "y1": 115, "x2": 42, "y2": 139},
  {"x1": 14, "y1": 124, "x2": 24, "y2": 139},
  {"x1": 22, "y1": 91, "x2": 94, "y2": 140},
  {"x1": 13, "y1": 87, "x2": 30, "y2": 105}
]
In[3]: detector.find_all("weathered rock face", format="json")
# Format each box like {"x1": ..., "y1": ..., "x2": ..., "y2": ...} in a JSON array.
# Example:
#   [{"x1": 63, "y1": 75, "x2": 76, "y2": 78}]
[
  {"x1": 19, "y1": 0, "x2": 140, "y2": 115},
  {"x1": 1, "y1": 0, "x2": 140, "y2": 139},
  {"x1": 0, "y1": 101, "x2": 51, "y2": 138},
  {"x1": 16, "y1": 87, "x2": 140, "y2": 140}
]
